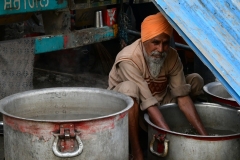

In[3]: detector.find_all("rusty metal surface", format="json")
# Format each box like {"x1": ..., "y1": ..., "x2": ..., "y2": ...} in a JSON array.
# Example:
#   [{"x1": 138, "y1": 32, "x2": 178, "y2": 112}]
[
  {"x1": 3, "y1": 115, "x2": 128, "y2": 160},
  {"x1": 0, "y1": 26, "x2": 115, "y2": 54},
  {"x1": 0, "y1": 38, "x2": 35, "y2": 99},
  {"x1": 34, "y1": 26, "x2": 115, "y2": 54},
  {"x1": 65, "y1": 27, "x2": 115, "y2": 48}
]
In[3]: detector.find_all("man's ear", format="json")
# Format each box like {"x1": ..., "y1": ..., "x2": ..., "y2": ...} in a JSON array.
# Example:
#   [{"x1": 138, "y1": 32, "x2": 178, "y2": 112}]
[{"x1": 142, "y1": 41, "x2": 149, "y2": 54}]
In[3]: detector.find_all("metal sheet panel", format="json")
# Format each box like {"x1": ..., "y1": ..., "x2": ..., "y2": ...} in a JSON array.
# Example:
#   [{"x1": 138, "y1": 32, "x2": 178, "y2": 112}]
[
  {"x1": 0, "y1": 26, "x2": 115, "y2": 54},
  {"x1": 0, "y1": 0, "x2": 68, "y2": 16},
  {"x1": 35, "y1": 35, "x2": 64, "y2": 54},
  {"x1": 152, "y1": 0, "x2": 240, "y2": 105},
  {"x1": 34, "y1": 26, "x2": 115, "y2": 54}
]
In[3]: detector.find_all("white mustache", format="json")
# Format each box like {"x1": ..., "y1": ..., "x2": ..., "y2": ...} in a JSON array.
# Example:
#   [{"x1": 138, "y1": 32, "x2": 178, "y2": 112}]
[
  {"x1": 150, "y1": 51, "x2": 167, "y2": 58},
  {"x1": 150, "y1": 51, "x2": 161, "y2": 56}
]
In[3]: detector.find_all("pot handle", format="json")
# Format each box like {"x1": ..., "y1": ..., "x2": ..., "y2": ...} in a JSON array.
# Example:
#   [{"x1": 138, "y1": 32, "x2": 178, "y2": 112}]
[
  {"x1": 52, "y1": 135, "x2": 83, "y2": 158},
  {"x1": 150, "y1": 134, "x2": 169, "y2": 157}
]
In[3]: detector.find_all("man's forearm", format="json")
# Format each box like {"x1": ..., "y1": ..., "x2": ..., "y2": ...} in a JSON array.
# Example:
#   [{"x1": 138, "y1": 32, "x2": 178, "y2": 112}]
[
  {"x1": 177, "y1": 96, "x2": 207, "y2": 135},
  {"x1": 147, "y1": 105, "x2": 170, "y2": 130}
]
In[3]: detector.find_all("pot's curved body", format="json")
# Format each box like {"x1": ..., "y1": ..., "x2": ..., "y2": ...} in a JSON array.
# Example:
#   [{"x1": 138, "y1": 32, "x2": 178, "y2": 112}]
[
  {"x1": 0, "y1": 87, "x2": 133, "y2": 160},
  {"x1": 203, "y1": 82, "x2": 240, "y2": 107},
  {"x1": 145, "y1": 103, "x2": 240, "y2": 160}
]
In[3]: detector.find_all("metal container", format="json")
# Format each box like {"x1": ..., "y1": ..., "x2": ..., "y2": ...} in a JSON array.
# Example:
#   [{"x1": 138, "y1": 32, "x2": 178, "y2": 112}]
[
  {"x1": 203, "y1": 81, "x2": 240, "y2": 107},
  {"x1": 0, "y1": 121, "x2": 3, "y2": 135},
  {"x1": 0, "y1": 87, "x2": 133, "y2": 160},
  {"x1": 95, "y1": 11, "x2": 103, "y2": 28},
  {"x1": 145, "y1": 103, "x2": 240, "y2": 160}
]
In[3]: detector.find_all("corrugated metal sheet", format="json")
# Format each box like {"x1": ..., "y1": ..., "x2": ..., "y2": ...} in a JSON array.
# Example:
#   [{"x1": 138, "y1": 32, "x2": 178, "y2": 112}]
[{"x1": 152, "y1": 0, "x2": 240, "y2": 105}]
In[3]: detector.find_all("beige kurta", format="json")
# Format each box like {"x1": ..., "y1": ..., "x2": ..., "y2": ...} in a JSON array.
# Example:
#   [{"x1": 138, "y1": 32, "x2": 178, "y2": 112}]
[{"x1": 108, "y1": 39, "x2": 192, "y2": 110}]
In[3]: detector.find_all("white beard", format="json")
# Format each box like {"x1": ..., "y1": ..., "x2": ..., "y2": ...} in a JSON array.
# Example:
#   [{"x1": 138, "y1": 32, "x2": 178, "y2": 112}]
[{"x1": 144, "y1": 50, "x2": 167, "y2": 78}]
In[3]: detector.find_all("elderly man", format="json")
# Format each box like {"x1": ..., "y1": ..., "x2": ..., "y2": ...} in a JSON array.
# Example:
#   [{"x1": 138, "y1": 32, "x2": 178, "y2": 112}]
[{"x1": 108, "y1": 12, "x2": 207, "y2": 160}]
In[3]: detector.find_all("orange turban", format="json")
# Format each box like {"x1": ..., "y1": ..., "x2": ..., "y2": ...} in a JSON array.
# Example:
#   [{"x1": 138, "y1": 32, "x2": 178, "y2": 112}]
[{"x1": 141, "y1": 12, "x2": 173, "y2": 42}]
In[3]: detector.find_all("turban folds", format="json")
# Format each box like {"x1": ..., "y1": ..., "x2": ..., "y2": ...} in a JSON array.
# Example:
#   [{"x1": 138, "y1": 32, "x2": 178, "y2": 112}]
[{"x1": 141, "y1": 12, "x2": 173, "y2": 42}]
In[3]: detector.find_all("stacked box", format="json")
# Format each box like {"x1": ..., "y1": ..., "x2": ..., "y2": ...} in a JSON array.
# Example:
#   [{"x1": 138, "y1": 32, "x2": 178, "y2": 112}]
[{"x1": 103, "y1": 8, "x2": 117, "y2": 26}]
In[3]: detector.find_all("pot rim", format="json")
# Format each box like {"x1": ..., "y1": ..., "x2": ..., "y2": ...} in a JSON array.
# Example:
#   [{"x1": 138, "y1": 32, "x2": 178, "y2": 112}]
[
  {"x1": 0, "y1": 87, "x2": 133, "y2": 122},
  {"x1": 144, "y1": 102, "x2": 240, "y2": 139},
  {"x1": 203, "y1": 81, "x2": 236, "y2": 102}
]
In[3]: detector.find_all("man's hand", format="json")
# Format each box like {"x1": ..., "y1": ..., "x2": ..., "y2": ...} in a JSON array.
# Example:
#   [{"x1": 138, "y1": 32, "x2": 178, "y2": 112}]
[
  {"x1": 177, "y1": 95, "x2": 207, "y2": 135},
  {"x1": 147, "y1": 105, "x2": 170, "y2": 130}
]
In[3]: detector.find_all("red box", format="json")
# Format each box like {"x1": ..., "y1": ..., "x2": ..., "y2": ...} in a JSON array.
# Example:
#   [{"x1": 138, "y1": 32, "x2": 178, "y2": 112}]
[{"x1": 103, "y1": 8, "x2": 117, "y2": 26}]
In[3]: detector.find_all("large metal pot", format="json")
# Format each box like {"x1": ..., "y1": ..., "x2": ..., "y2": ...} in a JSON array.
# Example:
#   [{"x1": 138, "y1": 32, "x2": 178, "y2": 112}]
[
  {"x1": 145, "y1": 103, "x2": 240, "y2": 160},
  {"x1": 203, "y1": 81, "x2": 240, "y2": 107},
  {"x1": 0, "y1": 87, "x2": 133, "y2": 160}
]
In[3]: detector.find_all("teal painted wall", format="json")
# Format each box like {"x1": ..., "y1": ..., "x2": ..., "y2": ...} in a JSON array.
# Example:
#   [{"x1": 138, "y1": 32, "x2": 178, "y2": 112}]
[
  {"x1": 0, "y1": 0, "x2": 68, "y2": 16},
  {"x1": 35, "y1": 35, "x2": 64, "y2": 54}
]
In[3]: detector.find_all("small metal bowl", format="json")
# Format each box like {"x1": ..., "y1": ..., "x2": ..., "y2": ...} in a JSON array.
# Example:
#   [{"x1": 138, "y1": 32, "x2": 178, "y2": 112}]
[{"x1": 203, "y1": 82, "x2": 239, "y2": 107}]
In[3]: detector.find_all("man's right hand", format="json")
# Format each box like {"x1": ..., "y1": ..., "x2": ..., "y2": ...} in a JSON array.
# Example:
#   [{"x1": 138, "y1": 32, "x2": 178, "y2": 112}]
[{"x1": 147, "y1": 105, "x2": 170, "y2": 130}]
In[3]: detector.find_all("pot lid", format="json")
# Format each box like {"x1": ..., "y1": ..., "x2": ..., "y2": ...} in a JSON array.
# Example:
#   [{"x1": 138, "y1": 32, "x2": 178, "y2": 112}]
[{"x1": 152, "y1": 0, "x2": 240, "y2": 105}]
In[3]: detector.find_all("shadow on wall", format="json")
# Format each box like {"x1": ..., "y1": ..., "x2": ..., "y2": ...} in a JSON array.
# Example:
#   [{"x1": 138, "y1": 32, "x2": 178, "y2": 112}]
[{"x1": 34, "y1": 40, "x2": 119, "y2": 76}]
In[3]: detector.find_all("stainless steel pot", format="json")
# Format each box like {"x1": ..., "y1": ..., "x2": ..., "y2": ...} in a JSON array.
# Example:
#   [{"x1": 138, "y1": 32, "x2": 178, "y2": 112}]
[
  {"x1": 0, "y1": 121, "x2": 3, "y2": 135},
  {"x1": 0, "y1": 87, "x2": 133, "y2": 160},
  {"x1": 145, "y1": 103, "x2": 240, "y2": 160},
  {"x1": 203, "y1": 81, "x2": 240, "y2": 107}
]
